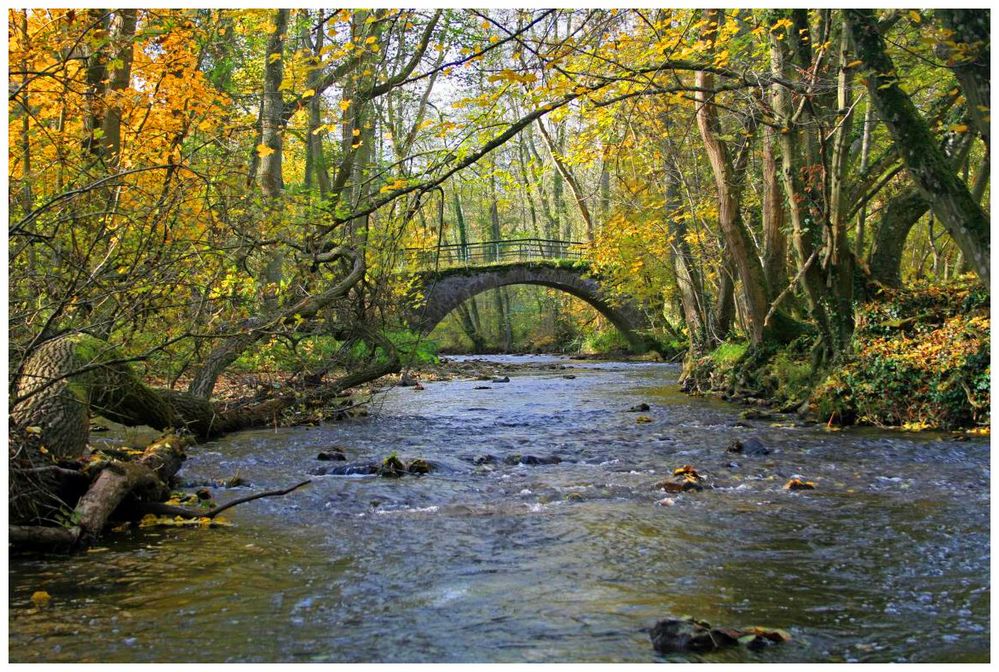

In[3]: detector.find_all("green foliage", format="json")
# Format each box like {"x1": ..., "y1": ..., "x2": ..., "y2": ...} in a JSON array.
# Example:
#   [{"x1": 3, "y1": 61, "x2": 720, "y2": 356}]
[
  {"x1": 710, "y1": 342, "x2": 748, "y2": 366},
  {"x1": 577, "y1": 327, "x2": 631, "y2": 354},
  {"x1": 348, "y1": 329, "x2": 438, "y2": 367},
  {"x1": 768, "y1": 351, "x2": 813, "y2": 403},
  {"x1": 232, "y1": 334, "x2": 345, "y2": 373},
  {"x1": 384, "y1": 329, "x2": 439, "y2": 366}
]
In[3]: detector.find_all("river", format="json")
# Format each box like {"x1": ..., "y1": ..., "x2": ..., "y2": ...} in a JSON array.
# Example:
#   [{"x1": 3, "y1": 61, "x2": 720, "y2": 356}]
[{"x1": 8, "y1": 355, "x2": 990, "y2": 662}]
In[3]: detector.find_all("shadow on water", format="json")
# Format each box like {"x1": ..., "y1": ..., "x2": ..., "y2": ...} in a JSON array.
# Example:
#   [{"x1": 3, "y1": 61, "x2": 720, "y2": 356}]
[{"x1": 9, "y1": 356, "x2": 990, "y2": 662}]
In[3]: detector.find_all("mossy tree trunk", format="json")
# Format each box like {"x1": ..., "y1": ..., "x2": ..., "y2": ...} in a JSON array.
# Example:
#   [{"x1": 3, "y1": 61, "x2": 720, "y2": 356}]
[{"x1": 846, "y1": 9, "x2": 990, "y2": 283}]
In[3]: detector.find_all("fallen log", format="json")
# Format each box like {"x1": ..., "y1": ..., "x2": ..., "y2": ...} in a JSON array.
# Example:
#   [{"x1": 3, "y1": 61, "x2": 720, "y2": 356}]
[{"x1": 9, "y1": 433, "x2": 191, "y2": 552}]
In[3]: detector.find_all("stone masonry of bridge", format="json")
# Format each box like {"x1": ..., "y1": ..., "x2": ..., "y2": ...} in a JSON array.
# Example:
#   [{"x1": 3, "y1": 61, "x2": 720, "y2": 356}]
[{"x1": 404, "y1": 261, "x2": 660, "y2": 354}]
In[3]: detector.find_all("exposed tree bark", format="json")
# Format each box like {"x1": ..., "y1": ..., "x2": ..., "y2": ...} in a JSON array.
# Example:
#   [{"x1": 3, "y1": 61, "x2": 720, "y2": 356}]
[
  {"x1": 825, "y1": 18, "x2": 857, "y2": 354},
  {"x1": 454, "y1": 301, "x2": 487, "y2": 353},
  {"x1": 17, "y1": 10, "x2": 33, "y2": 213},
  {"x1": 845, "y1": 9, "x2": 990, "y2": 283},
  {"x1": 712, "y1": 259, "x2": 735, "y2": 342},
  {"x1": 855, "y1": 102, "x2": 875, "y2": 256},
  {"x1": 82, "y1": 9, "x2": 110, "y2": 156}
]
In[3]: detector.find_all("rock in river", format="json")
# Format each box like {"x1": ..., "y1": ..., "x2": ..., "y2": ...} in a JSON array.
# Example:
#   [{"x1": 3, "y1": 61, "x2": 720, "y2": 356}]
[
  {"x1": 650, "y1": 617, "x2": 791, "y2": 654},
  {"x1": 503, "y1": 454, "x2": 562, "y2": 466},
  {"x1": 309, "y1": 463, "x2": 379, "y2": 476},
  {"x1": 650, "y1": 618, "x2": 738, "y2": 654},
  {"x1": 726, "y1": 437, "x2": 770, "y2": 456}
]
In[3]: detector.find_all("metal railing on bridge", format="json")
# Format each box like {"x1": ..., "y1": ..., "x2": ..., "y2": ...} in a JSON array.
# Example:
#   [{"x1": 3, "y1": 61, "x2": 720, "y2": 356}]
[{"x1": 403, "y1": 238, "x2": 586, "y2": 270}]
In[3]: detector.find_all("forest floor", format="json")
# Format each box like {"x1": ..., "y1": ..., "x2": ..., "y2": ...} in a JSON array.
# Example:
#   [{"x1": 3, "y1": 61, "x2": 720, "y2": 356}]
[{"x1": 682, "y1": 277, "x2": 990, "y2": 433}]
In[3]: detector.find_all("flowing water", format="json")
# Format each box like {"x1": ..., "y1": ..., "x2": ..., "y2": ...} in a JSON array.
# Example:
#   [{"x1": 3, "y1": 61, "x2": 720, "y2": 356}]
[{"x1": 8, "y1": 356, "x2": 990, "y2": 662}]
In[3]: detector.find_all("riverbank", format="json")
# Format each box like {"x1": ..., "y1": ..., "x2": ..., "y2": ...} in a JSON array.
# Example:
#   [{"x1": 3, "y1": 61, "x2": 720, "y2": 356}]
[{"x1": 680, "y1": 278, "x2": 990, "y2": 433}]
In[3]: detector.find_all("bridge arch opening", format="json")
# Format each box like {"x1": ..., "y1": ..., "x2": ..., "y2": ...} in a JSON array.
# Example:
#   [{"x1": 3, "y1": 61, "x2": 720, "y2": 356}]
[
  {"x1": 407, "y1": 262, "x2": 655, "y2": 354},
  {"x1": 430, "y1": 285, "x2": 637, "y2": 354}
]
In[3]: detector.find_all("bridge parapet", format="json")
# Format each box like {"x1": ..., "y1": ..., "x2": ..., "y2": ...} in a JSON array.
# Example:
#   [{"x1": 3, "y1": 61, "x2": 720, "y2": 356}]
[{"x1": 403, "y1": 238, "x2": 585, "y2": 270}]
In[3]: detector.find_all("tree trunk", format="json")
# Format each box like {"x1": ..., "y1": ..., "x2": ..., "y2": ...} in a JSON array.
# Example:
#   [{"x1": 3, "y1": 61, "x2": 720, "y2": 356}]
[
  {"x1": 100, "y1": 9, "x2": 137, "y2": 164},
  {"x1": 868, "y1": 188, "x2": 929, "y2": 287},
  {"x1": 455, "y1": 301, "x2": 486, "y2": 353},
  {"x1": 694, "y1": 10, "x2": 773, "y2": 345},
  {"x1": 82, "y1": 9, "x2": 110, "y2": 157},
  {"x1": 761, "y1": 123, "x2": 788, "y2": 293},
  {"x1": 304, "y1": 11, "x2": 331, "y2": 195},
  {"x1": 712, "y1": 259, "x2": 735, "y2": 342},
  {"x1": 845, "y1": 9, "x2": 990, "y2": 283},
  {"x1": 17, "y1": 10, "x2": 33, "y2": 213},
  {"x1": 768, "y1": 11, "x2": 839, "y2": 357},
  {"x1": 665, "y1": 163, "x2": 710, "y2": 354},
  {"x1": 855, "y1": 102, "x2": 875, "y2": 256},
  {"x1": 257, "y1": 9, "x2": 289, "y2": 198}
]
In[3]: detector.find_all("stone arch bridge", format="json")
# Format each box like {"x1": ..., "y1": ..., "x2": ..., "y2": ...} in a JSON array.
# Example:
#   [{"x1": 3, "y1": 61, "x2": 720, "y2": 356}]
[{"x1": 402, "y1": 239, "x2": 660, "y2": 354}]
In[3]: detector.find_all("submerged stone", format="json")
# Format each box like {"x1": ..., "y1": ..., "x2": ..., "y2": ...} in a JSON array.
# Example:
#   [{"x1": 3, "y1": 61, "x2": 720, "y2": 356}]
[
  {"x1": 521, "y1": 455, "x2": 561, "y2": 465},
  {"x1": 740, "y1": 408, "x2": 773, "y2": 421},
  {"x1": 656, "y1": 480, "x2": 704, "y2": 493},
  {"x1": 309, "y1": 463, "x2": 379, "y2": 476},
  {"x1": 504, "y1": 454, "x2": 561, "y2": 466},
  {"x1": 407, "y1": 458, "x2": 433, "y2": 474},
  {"x1": 727, "y1": 437, "x2": 770, "y2": 456}
]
